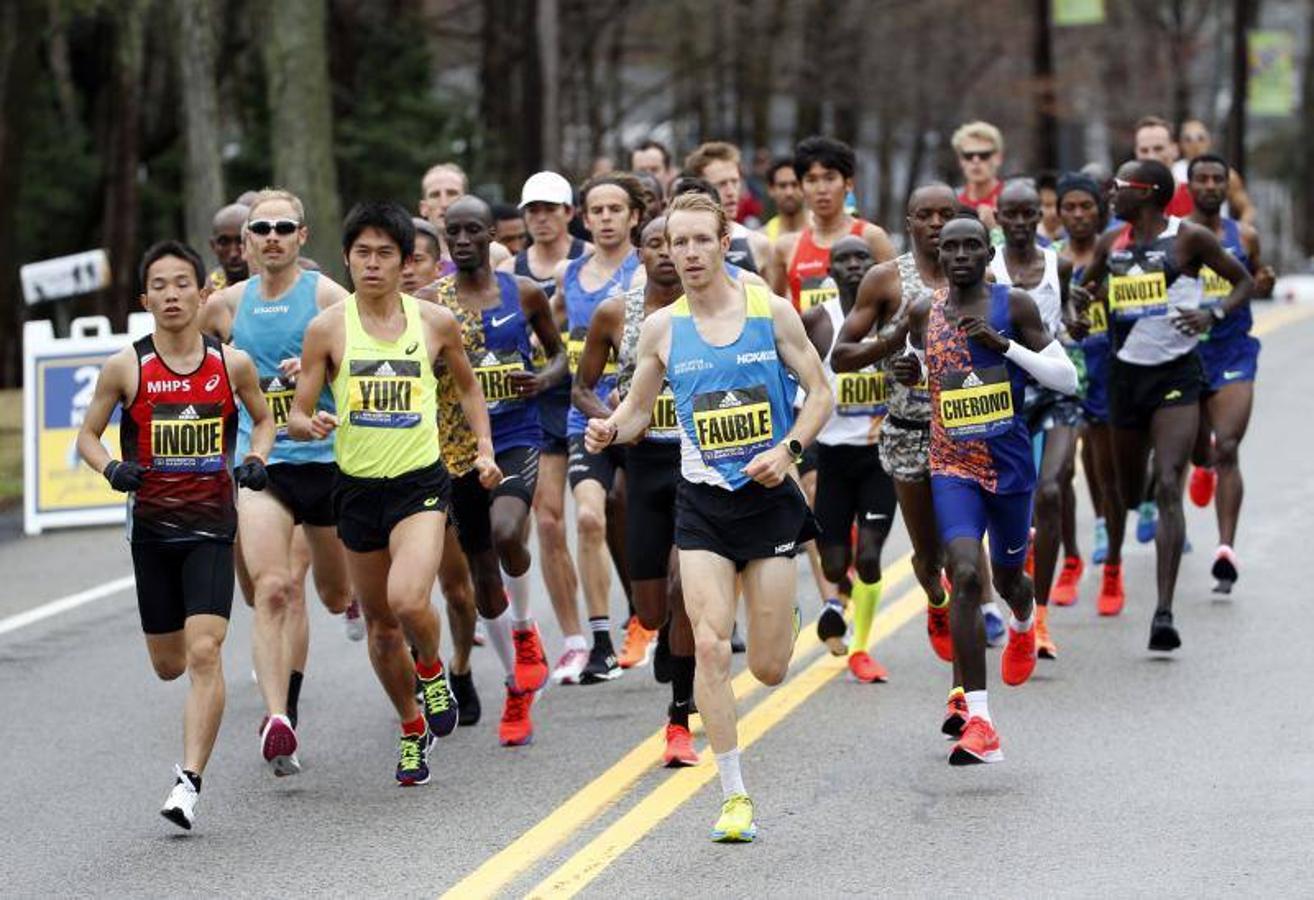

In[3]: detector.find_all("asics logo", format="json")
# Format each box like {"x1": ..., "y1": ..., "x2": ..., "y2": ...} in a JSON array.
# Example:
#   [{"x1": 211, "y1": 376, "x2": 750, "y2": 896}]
[
  {"x1": 404, "y1": 342, "x2": 418, "y2": 355},
  {"x1": 490, "y1": 313, "x2": 517, "y2": 328},
  {"x1": 423, "y1": 497, "x2": 438, "y2": 508},
  {"x1": 204, "y1": 374, "x2": 221, "y2": 391}
]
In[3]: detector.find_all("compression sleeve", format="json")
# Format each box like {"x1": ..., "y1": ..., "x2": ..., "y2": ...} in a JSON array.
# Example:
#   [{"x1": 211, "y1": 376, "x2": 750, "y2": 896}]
[{"x1": 1003, "y1": 339, "x2": 1078, "y2": 395}]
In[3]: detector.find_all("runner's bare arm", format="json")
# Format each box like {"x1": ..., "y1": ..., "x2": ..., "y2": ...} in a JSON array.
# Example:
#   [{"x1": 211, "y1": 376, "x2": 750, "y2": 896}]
[
  {"x1": 766, "y1": 233, "x2": 799, "y2": 297},
  {"x1": 1241, "y1": 221, "x2": 1275, "y2": 298},
  {"x1": 315, "y1": 274, "x2": 350, "y2": 309},
  {"x1": 748, "y1": 230, "x2": 772, "y2": 274},
  {"x1": 831, "y1": 260, "x2": 906, "y2": 371},
  {"x1": 891, "y1": 297, "x2": 931, "y2": 386},
  {"x1": 572, "y1": 296, "x2": 622, "y2": 420},
  {"x1": 586, "y1": 308, "x2": 669, "y2": 451},
  {"x1": 517, "y1": 278, "x2": 567, "y2": 393},
  {"x1": 862, "y1": 223, "x2": 898, "y2": 263},
  {"x1": 490, "y1": 241, "x2": 511, "y2": 268},
  {"x1": 1057, "y1": 256, "x2": 1088, "y2": 341},
  {"x1": 224, "y1": 346, "x2": 275, "y2": 462},
  {"x1": 800, "y1": 304, "x2": 832, "y2": 359},
  {"x1": 75, "y1": 347, "x2": 134, "y2": 475},
  {"x1": 287, "y1": 310, "x2": 339, "y2": 441},
  {"x1": 429, "y1": 306, "x2": 500, "y2": 488},
  {"x1": 1174, "y1": 224, "x2": 1253, "y2": 334},
  {"x1": 199, "y1": 284, "x2": 237, "y2": 341}
]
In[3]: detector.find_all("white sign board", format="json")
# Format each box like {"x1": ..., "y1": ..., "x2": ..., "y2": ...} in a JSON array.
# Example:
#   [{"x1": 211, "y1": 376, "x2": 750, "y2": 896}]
[{"x1": 21, "y1": 249, "x2": 112, "y2": 305}]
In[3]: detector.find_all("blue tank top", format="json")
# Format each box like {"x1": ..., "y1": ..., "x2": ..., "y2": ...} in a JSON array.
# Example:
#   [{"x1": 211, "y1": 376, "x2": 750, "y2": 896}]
[
  {"x1": 564, "y1": 251, "x2": 641, "y2": 435},
  {"x1": 472, "y1": 272, "x2": 542, "y2": 450},
  {"x1": 1199, "y1": 217, "x2": 1253, "y2": 343},
  {"x1": 516, "y1": 239, "x2": 587, "y2": 402},
  {"x1": 667, "y1": 284, "x2": 796, "y2": 490},
  {"x1": 231, "y1": 270, "x2": 335, "y2": 464}
]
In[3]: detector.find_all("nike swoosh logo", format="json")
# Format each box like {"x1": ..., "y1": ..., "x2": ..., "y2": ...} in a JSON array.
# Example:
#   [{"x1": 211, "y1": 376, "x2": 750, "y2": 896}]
[
  {"x1": 490, "y1": 313, "x2": 517, "y2": 328},
  {"x1": 1006, "y1": 544, "x2": 1025, "y2": 555},
  {"x1": 1223, "y1": 370, "x2": 1243, "y2": 380},
  {"x1": 863, "y1": 513, "x2": 888, "y2": 521}
]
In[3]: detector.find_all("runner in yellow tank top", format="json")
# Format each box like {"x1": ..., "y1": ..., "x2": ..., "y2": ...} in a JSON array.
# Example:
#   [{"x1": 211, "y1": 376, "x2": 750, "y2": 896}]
[{"x1": 289, "y1": 201, "x2": 500, "y2": 786}]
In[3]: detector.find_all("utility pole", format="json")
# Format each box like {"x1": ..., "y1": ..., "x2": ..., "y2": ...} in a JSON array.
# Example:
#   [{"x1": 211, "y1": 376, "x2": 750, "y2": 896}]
[
  {"x1": 1226, "y1": 0, "x2": 1257, "y2": 175},
  {"x1": 1034, "y1": 0, "x2": 1059, "y2": 170}
]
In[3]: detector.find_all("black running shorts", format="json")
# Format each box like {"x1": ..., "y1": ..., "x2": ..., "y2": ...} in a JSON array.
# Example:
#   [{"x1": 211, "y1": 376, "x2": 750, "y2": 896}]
[
  {"x1": 567, "y1": 434, "x2": 626, "y2": 491},
  {"x1": 334, "y1": 461, "x2": 452, "y2": 553},
  {"x1": 265, "y1": 462, "x2": 338, "y2": 527},
  {"x1": 625, "y1": 440, "x2": 680, "y2": 581},
  {"x1": 131, "y1": 540, "x2": 235, "y2": 634},
  {"x1": 450, "y1": 445, "x2": 540, "y2": 556},
  {"x1": 1109, "y1": 352, "x2": 1204, "y2": 431},
  {"x1": 675, "y1": 477, "x2": 819, "y2": 572},
  {"x1": 814, "y1": 443, "x2": 897, "y2": 549}
]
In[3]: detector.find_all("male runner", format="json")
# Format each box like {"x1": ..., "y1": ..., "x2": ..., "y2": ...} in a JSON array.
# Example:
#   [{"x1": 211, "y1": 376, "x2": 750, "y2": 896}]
[
  {"x1": 760, "y1": 157, "x2": 806, "y2": 242},
  {"x1": 1174, "y1": 119, "x2": 1254, "y2": 224},
  {"x1": 586, "y1": 192, "x2": 832, "y2": 841},
  {"x1": 419, "y1": 162, "x2": 512, "y2": 268},
  {"x1": 404, "y1": 218, "x2": 443, "y2": 293},
  {"x1": 635, "y1": 171, "x2": 665, "y2": 224},
  {"x1": 78, "y1": 240, "x2": 274, "y2": 828},
  {"x1": 991, "y1": 180, "x2": 1083, "y2": 658},
  {"x1": 895, "y1": 212, "x2": 1078, "y2": 764},
  {"x1": 952, "y1": 121, "x2": 1005, "y2": 231},
  {"x1": 497, "y1": 171, "x2": 594, "y2": 682},
  {"x1": 492, "y1": 202, "x2": 529, "y2": 255},
  {"x1": 436, "y1": 195, "x2": 565, "y2": 746},
  {"x1": 1079, "y1": 160, "x2": 1251, "y2": 648},
  {"x1": 288, "y1": 202, "x2": 499, "y2": 785},
  {"x1": 574, "y1": 215, "x2": 700, "y2": 767},
  {"x1": 802, "y1": 236, "x2": 894, "y2": 681},
  {"x1": 1036, "y1": 172, "x2": 1064, "y2": 246},
  {"x1": 1134, "y1": 117, "x2": 1193, "y2": 218},
  {"x1": 201, "y1": 189, "x2": 357, "y2": 772},
  {"x1": 684, "y1": 141, "x2": 772, "y2": 273},
  {"x1": 1184, "y1": 153, "x2": 1272, "y2": 591},
  {"x1": 631, "y1": 139, "x2": 676, "y2": 189},
  {"x1": 207, "y1": 203, "x2": 249, "y2": 291},
  {"x1": 768, "y1": 135, "x2": 895, "y2": 311}
]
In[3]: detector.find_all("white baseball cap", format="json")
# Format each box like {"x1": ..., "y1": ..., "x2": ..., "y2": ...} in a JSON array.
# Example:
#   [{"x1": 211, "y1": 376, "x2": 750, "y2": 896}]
[{"x1": 519, "y1": 171, "x2": 574, "y2": 209}]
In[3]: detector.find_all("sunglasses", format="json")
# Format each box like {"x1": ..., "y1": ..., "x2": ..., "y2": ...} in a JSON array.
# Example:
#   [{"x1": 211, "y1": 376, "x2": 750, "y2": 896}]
[
  {"x1": 248, "y1": 219, "x2": 300, "y2": 236},
  {"x1": 1112, "y1": 178, "x2": 1155, "y2": 191},
  {"x1": 959, "y1": 149, "x2": 996, "y2": 162}
]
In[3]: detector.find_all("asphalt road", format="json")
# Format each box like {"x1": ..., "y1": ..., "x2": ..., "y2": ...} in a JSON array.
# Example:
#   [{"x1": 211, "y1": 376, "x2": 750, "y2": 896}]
[{"x1": 2, "y1": 305, "x2": 1311, "y2": 898}]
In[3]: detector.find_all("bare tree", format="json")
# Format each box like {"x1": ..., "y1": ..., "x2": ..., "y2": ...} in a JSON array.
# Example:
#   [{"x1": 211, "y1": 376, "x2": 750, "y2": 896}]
[
  {"x1": 100, "y1": 0, "x2": 148, "y2": 327},
  {"x1": 175, "y1": 0, "x2": 225, "y2": 266}
]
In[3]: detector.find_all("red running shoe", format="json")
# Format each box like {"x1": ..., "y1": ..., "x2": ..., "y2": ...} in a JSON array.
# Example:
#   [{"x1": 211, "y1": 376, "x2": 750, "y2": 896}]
[
  {"x1": 512, "y1": 624, "x2": 550, "y2": 693},
  {"x1": 847, "y1": 650, "x2": 889, "y2": 683},
  {"x1": 1051, "y1": 555, "x2": 1084, "y2": 606},
  {"x1": 1097, "y1": 564, "x2": 1125, "y2": 617},
  {"x1": 942, "y1": 689, "x2": 968, "y2": 738},
  {"x1": 927, "y1": 601, "x2": 954, "y2": 662},
  {"x1": 1189, "y1": 465, "x2": 1217, "y2": 508},
  {"x1": 1000, "y1": 622, "x2": 1037, "y2": 686},
  {"x1": 949, "y1": 716, "x2": 1003, "y2": 765},
  {"x1": 498, "y1": 686, "x2": 535, "y2": 747},
  {"x1": 662, "y1": 723, "x2": 699, "y2": 767}
]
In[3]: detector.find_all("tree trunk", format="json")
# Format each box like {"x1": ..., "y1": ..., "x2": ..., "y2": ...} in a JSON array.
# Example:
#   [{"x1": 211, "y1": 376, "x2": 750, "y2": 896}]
[
  {"x1": 794, "y1": 0, "x2": 826, "y2": 140},
  {"x1": 101, "y1": 0, "x2": 147, "y2": 328},
  {"x1": 1034, "y1": 0, "x2": 1059, "y2": 171},
  {"x1": 175, "y1": 0, "x2": 225, "y2": 267},
  {"x1": 1225, "y1": 0, "x2": 1255, "y2": 175},
  {"x1": 262, "y1": 0, "x2": 342, "y2": 280},
  {"x1": 537, "y1": 0, "x2": 559, "y2": 170}
]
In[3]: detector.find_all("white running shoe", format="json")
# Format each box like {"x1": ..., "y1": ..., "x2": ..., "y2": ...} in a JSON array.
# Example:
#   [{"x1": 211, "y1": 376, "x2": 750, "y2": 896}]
[
  {"x1": 551, "y1": 648, "x2": 589, "y2": 685},
  {"x1": 161, "y1": 765, "x2": 199, "y2": 830},
  {"x1": 260, "y1": 713, "x2": 301, "y2": 777},
  {"x1": 343, "y1": 599, "x2": 366, "y2": 642},
  {"x1": 473, "y1": 618, "x2": 488, "y2": 647}
]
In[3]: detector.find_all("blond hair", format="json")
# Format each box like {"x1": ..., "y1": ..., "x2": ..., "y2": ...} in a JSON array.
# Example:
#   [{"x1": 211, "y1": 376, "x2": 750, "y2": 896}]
[
  {"x1": 683, "y1": 141, "x2": 741, "y2": 178},
  {"x1": 248, "y1": 188, "x2": 305, "y2": 223},
  {"x1": 950, "y1": 121, "x2": 1004, "y2": 155},
  {"x1": 664, "y1": 192, "x2": 729, "y2": 240},
  {"x1": 421, "y1": 162, "x2": 469, "y2": 193}
]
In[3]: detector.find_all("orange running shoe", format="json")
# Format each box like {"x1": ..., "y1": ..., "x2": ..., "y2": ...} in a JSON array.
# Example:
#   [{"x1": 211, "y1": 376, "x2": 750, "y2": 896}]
[
  {"x1": 618, "y1": 616, "x2": 658, "y2": 669},
  {"x1": 1035, "y1": 606, "x2": 1057, "y2": 660},
  {"x1": 847, "y1": 650, "x2": 889, "y2": 683},
  {"x1": 927, "y1": 601, "x2": 954, "y2": 662},
  {"x1": 498, "y1": 686, "x2": 535, "y2": 747},
  {"x1": 1189, "y1": 465, "x2": 1217, "y2": 508},
  {"x1": 1051, "y1": 555, "x2": 1084, "y2": 606},
  {"x1": 1000, "y1": 621, "x2": 1037, "y2": 686},
  {"x1": 1097, "y1": 564, "x2": 1125, "y2": 616},
  {"x1": 942, "y1": 689, "x2": 968, "y2": 738},
  {"x1": 949, "y1": 716, "x2": 1003, "y2": 765},
  {"x1": 662, "y1": 723, "x2": 699, "y2": 767},
  {"x1": 512, "y1": 624, "x2": 550, "y2": 693}
]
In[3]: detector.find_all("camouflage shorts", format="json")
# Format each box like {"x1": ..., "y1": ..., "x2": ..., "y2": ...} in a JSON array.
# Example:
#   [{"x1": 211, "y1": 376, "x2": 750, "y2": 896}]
[{"x1": 878, "y1": 420, "x2": 931, "y2": 482}]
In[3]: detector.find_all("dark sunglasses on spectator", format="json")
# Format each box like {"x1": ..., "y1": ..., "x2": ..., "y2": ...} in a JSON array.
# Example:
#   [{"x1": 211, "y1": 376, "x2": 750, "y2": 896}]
[
  {"x1": 248, "y1": 219, "x2": 300, "y2": 236},
  {"x1": 959, "y1": 149, "x2": 996, "y2": 162}
]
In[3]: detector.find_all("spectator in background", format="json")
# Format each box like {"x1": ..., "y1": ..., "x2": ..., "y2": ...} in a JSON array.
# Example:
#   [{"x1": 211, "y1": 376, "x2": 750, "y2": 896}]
[
  {"x1": 952, "y1": 120, "x2": 1005, "y2": 230},
  {"x1": 630, "y1": 139, "x2": 677, "y2": 190},
  {"x1": 492, "y1": 202, "x2": 528, "y2": 255},
  {"x1": 1133, "y1": 115, "x2": 1194, "y2": 217}
]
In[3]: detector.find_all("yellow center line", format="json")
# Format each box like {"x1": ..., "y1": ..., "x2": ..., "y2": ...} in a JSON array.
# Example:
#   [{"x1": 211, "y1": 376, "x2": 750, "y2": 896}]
[
  {"x1": 526, "y1": 584, "x2": 926, "y2": 899},
  {"x1": 440, "y1": 552, "x2": 915, "y2": 900},
  {"x1": 1251, "y1": 303, "x2": 1313, "y2": 337}
]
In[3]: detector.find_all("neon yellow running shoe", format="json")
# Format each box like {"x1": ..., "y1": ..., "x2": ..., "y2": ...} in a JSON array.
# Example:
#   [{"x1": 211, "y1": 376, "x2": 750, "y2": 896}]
[{"x1": 711, "y1": 793, "x2": 757, "y2": 843}]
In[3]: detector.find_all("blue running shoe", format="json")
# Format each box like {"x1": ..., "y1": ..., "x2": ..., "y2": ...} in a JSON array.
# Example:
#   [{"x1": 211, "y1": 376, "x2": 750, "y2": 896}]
[
  {"x1": 982, "y1": 602, "x2": 1006, "y2": 647},
  {"x1": 1092, "y1": 518, "x2": 1108, "y2": 565},
  {"x1": 1136, "y1": 501, "x2": 1157, "y2": 544}
]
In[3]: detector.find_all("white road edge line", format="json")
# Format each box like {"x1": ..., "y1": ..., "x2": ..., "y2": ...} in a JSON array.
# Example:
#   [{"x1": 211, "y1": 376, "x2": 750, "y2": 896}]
[{"x1": 0, "y1": 575, "x2": 135, "y2": 638}]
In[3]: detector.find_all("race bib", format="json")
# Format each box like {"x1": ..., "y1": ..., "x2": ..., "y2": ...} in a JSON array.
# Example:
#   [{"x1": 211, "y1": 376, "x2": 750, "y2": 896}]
[
  {"x1": 646, "y1": 385, "x2": 680, "y2": 442},
  {"x1": 836, "y1": 370, "x2": 886, "y2": 417},
  {"x1": 567, "y1": 326, "x2": 616, "y2": 376},
  {"x1": 1087, "y1": 300, "x2": 1108, "y2": 337},
  {"x1": 1108, "y1": 271, "x2": 1168, "y2": 320},
  {"x1": 691, "y1": 385, "x2": 773, "y2": 463},
  {"x1": 938, "y1": 366, "x2": 1014, "y2": 440},
  {"x1": 259, "y1": 375, "x2": 295, "y2": 438},
  {"x1": 471, "y1": 349, "x2": 526, "y2": 407},
  {"x1": 799, "y1": 276, "x2": 838, "y2": 312},
  {"x1": 1199, "y1": 266, "x2": 1231, "y2": 303},
  {"x1": 151, "y1": 402, "x2": 226, "y2": 472},
  {"x1": 347, "y1": 359, "x2": 422, "y2": 428}
]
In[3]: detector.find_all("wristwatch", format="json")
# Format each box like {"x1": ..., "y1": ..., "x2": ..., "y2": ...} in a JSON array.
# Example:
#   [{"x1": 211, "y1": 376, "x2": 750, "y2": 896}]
[{"x1": 785, "y1": 438, "x2": 804, "y2": 463}]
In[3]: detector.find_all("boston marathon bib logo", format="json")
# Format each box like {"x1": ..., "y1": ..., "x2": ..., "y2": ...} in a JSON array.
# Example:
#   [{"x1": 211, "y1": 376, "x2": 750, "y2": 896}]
[
  {"x1": 646, "y1": 385, "x2": 680, "y2": 441},
  {"x1": 692, "y1": 385, "x2": 773, "y2": 462},
  {"x1": 567, "y1": 326, "x2": 616, "y2": 376},
  {"x1": 471, "y1": 350, "x2": 527, "y2": 407},
  {"x1": 836, "y1": 370, "x2": 886, "y2": 417},
  {"x1": 259, "y1": 375, "x2": 295, "y2": 437},
  {"x1": 151, "y1": 402, "x2": 226, "y2": 472},
  {"x1": 1108, "y1": 263, "x2": 1168, "y2": 320},
  {"x1": 799, "y1": 276, "x2": 838, "y2": 312},
  {"x1": 347, "y1": 359, "x2": 423, "y2": 428},
  {"x1": 939, "y1": 367, "x2": 1013, "y2": 440}
]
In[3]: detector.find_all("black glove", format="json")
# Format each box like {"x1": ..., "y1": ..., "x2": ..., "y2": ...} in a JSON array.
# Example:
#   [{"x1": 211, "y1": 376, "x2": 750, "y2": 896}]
[
  {"x1": 233, "y1": 456, "x2": 268, "y2": 490},
  {"x1": 103, "y1": 460, "x2": 145, "y2": 492}
]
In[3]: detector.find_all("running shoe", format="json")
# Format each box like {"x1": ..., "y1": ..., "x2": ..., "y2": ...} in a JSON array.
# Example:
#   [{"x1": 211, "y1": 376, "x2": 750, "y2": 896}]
[
  {"x1": 1097, "y1": 564, "x2": 1125, "y2": 616},
  {"x1": 260, "y1": 713, "x2": 301, "y2": 777},
  {"x1": 551, "y1": 647, "x2": 589, "y2": 685},
  {"x1": 847, "y1": 650, "x2": 888, "y2": 683},
  {"x1": 343, "y1": 599, "x2": 366, "y2": 642},
  {"x1": 1211, "y1": 545, "x2": 1239, "y2": 594},
  {"x1": 1051, "y1": 555, "x2": 1084, "y2": 606},
  {"x1": 817, "y1": 599, "x2": 848, "y2": 657},
  {"x1": 1136, "y1": 501, "x2": 1158, "y2": 544},
  {"x1": 618, "y1": 616, "x2": 658, "y2": 669},
  {"x1": 926, "y1": 601, "x2": 954, "y2": 662},
  {"x1": 662, "y1": 723, "x2": 699, "y2": 768},
  {"x1": 449, "y1": 670, "x2": 481, "y2": 727},
  {"x1": 418, "y1": 668, "x2": 459, "y2": 737},
  {"x1": 473, "y1": 618, "x2": 487, "y2": 647},
  {"x1": 711, "y1": 793, "x2": 756, "y2": 843},
  {"x1": 982, "y1": 602, "x2": 1006, "y2": 647},
  {"x1": 160, "y1": 765, "x2": 199, "y2": 830},
  {"x1": 1189, "y1": 465, "x2": 1217, "y2": 508},
  {"x1": 1092, "y1": 518, "x2": 1108, "y2": 565},
  {"x1": 653, "y1": 625, "x2": 673, "y2": 684},
  {"x1": 396, "y1": 726, "x2": 431, "y2": 786},
  {"x1": 499, "y1": 685, "x2": 535, "y2": 747},
  {"x1": 1035, "y1": 606, "x2": 1057, "y2": 660},
  {"x1": 1149, "y1": 610, "x2": 1181, "y2": 652},
  {"x1": 949, "y1": 716, "x2": 1003, "y2": 765},
  {"x1": 512, "y1": 624, "x2": 550, "y2": 692},
  {"x1": 730, "y1": 622, "x2": 746, "y2": 654},
  {"x1": 1000, "y1": 621, "x2": 1037, "y2": 686},
  {"x1": 579, "y1": 642, "x2": 622, "y2": 684},
  {"x1": 942, "y1": 690, "x2": 968, "y2": 739}
]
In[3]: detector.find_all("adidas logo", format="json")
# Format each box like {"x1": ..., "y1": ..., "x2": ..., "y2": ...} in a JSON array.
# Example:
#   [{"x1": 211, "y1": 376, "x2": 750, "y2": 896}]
[
  {"x1": 481, "y1": 352, "x2": 499, "y2": 366},
  {"x1": 179, "y1": 405, "x2": 199, "y2": 420},
  {"x1": 266, "y1": 377, "x2": 284, "y2": 392},
  {"x1": 719, "y1": 391, "x2": 742, "y2": 408},
  {"x1": 375, "y1": 361, "x2": 396, "y2": 377},
  {"x1": 1127, "y1": 263, "x2": 1144, "y2": 276},
  {"x1": 962, "y1": 372, "x2": 983, "y2": 388}
]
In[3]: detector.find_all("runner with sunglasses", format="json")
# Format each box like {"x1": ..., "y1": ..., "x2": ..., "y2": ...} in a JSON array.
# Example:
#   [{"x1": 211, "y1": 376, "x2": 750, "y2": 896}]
[{"x1": 952, "y1": 121, "x2": 1005, "y2": 234}]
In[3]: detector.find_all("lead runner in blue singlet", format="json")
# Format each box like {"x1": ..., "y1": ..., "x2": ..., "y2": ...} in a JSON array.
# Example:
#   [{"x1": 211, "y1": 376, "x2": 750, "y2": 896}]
[{"x1": 585, "y1": 193, "x2": 834, "y2": 844}]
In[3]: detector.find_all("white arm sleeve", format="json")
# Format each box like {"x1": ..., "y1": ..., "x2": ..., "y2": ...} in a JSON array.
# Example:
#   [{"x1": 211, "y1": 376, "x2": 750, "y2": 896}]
[
  {"x1": 1004, "y1": 339, "x2": 1078, "y2": 396},
  {"x1": 905, "y1": 333, "x2": 926, "y2": 367}
]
